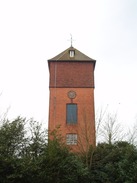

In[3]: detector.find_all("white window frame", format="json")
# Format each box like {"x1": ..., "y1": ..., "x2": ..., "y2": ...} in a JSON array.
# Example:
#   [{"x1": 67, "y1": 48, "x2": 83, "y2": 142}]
[
  {"x1": 69, "y1": 50, "x2": 75, "y2": 57},
  {"x1": 66, "y1": 134, "x2": 77, "y2": 145}
]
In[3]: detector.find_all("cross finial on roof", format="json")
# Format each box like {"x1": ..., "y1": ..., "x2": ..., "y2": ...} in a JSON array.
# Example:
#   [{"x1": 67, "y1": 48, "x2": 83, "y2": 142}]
[
  {"x1": 67, "y1": 34, "x2": 75, "y2": 47},
  {"x1": 70, "y1": 34, "x2": 73, "y2": 47},
  {"x1": 69, "y1": 34, "x2": 74, "y2": 47}
]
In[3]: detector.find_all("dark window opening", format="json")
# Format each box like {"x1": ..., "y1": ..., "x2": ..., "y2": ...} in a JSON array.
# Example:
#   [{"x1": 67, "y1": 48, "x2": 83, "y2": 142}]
[{"x1": 66, "y1": 104, "x2": 77, "y2": 124}]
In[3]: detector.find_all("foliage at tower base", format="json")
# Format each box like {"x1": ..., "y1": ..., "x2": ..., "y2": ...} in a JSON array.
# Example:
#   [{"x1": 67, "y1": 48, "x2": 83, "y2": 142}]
[
  {"x1": 0, "y1": 117, "x2": 137, "y2": 183},
  {"x1": 0, "y1": 117, "x2": 89, "y2": 183}
]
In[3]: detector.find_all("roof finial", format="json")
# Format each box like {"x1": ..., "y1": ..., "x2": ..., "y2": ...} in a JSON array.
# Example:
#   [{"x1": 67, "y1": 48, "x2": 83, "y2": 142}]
[
  {"x1": 67, "y1": 34, "x2": 74, "y2": 47},
  {"x1": 70, "y1": 34, "x2": 73, "y2": 47}
]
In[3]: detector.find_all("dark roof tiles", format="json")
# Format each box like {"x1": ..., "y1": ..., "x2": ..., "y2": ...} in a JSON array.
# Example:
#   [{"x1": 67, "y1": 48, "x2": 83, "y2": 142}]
[{"x1": 48, "y1": 47, "x2": 96, "y2": 62}]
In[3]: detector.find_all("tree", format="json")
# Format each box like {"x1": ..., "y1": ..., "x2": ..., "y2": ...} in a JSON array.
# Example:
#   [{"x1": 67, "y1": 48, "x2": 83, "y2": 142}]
[
  {"x1": 90, "y1": 141, "x2": 137, "y2": 183},
  {"x1": 128, "y1": 120, "x2": 137, "y2": 145},
  {"x1": 0, "y1": 117, "x2": 90, "y2": 183},
  {"x1": 96, "y1": 108, "x2": 124, "y2": 144},
  {"x1": 0, "y1": 116, "x2": 27, "y2": 182},
  {"x1": 40, "y1": 127, "x2": 90, "y2": 183},
  {"x1": 1, "y1": 115, "x2": 137, "y2": 183}
]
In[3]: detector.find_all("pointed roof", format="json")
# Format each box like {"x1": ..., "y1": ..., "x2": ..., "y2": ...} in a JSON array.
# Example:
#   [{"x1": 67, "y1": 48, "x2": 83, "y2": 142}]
[{"x1": 48, "y1": 47, "x2": 96, "y2": 62}]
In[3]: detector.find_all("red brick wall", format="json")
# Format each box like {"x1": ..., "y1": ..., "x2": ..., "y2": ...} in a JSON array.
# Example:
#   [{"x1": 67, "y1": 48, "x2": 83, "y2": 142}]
[
  {"x1": 49, "y1": 61, "x2": 95, "y2": 88},
  {"x1": 48, "y1": 88, "x2": 96, "y2": 152}
]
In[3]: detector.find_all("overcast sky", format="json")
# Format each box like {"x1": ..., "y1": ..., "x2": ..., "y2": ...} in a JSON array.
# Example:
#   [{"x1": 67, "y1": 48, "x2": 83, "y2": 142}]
[{"x1": 0, "y1": 0, "x2": 137, "y2": 130}]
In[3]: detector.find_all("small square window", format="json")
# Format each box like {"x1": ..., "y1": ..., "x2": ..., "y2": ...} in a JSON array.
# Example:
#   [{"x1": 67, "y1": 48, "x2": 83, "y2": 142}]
[{"x1": 66, "y1": 134, "x2": 77, "y2": 145}]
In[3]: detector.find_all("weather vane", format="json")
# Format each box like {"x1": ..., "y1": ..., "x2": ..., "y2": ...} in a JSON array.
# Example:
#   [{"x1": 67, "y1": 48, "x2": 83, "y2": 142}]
[{"x1": 68, "y1": 34, "x2": 74, "y2": 47}]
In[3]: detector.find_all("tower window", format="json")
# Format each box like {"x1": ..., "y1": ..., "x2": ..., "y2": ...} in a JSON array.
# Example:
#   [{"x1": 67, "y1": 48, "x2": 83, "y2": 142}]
[
  {"x1": 66, "y1": 134, "x2": 77, "y2": 145},
  {"x1": 66, "y1": 104, "x2": 77, "y2": 124},
  {"x1": 69, "y1": 50, "x2": 75, "y2": 57}
]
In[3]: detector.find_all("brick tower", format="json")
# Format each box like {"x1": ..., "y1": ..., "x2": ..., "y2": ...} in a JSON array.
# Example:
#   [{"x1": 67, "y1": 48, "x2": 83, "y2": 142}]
[{"x1": 48, "y1": 46, "x2": 96, "y2": 152}]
